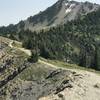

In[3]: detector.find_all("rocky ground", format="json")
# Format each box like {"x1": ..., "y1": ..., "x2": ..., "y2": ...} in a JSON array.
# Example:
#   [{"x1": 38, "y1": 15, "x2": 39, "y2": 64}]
[
  {"x1": 4, "y1": 65, "x2": 100, "y2": 100},
  {"x1": 39, "y1": 70, "x2": 100, "y2": 100},
  {"x1": 8, "y1": 69, "x2": 79, "y2": 100},
  {"x1": 0, "y1": 36, "x2": 100, "y2": 100}
]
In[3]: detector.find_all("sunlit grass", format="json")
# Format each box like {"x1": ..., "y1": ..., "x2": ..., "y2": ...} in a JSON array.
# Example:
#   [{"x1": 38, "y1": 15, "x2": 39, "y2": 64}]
[{"x1": 40, "y1": 57, "x2": 100, "y2": 74}]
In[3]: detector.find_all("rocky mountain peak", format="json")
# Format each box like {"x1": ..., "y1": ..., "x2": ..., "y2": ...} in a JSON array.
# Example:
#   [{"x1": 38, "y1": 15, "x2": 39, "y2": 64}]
[{"x1": 0, "y1": 0, "x2": 100, "y2": 32}]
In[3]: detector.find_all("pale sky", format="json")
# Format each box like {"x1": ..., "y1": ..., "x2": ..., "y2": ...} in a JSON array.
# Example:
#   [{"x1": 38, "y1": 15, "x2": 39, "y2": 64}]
[{"x1": 0, "y1": 0, "x2": 100, "y2": 26}]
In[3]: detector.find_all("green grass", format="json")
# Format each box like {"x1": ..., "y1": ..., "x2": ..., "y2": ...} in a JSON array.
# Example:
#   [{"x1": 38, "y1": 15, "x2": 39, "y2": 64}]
[
  {"x1": 17, "y1": 62, "x2": 51, "y2": 81},
  {"x1": 40, "y1": 57, "x2": 100, "y2": 74}
]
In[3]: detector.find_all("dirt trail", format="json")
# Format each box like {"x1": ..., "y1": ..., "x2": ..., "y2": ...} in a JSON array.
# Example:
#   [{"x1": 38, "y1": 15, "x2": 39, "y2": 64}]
[
  {"x1": 9, "y1": 40, "x2": 31, "y2": 56},
  {"x1": 8, "y1": 40, "x2": 100, "y2": 100}
]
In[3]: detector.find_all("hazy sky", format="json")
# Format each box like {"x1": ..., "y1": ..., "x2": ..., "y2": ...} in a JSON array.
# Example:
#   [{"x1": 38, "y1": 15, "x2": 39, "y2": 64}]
[{"x1": 0, "y1": 0, "x2": 100, "y2": 26}]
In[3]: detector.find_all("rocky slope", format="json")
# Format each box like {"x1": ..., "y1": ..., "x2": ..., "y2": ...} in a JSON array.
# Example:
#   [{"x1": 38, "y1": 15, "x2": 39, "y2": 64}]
[
  {"x1": 0, "y1": 36, "x2": 100, "y2": 100},
  {"x1": 17, "y1": 0, "x2": 100, "y2": 31},
  {"x1": 39, "y1": 69, "x2": 100, "y2": 100},
  {"x1": 0, "y1": 36, "x2": 30, "y2": 98}
]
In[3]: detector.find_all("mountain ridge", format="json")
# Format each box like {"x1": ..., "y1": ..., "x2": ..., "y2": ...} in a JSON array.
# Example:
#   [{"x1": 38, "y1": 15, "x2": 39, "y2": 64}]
[
  {"x1": 18, "y1": 0, "x2": 100, "y2": 31},
  {"x1": 0, "y1": 0, "x2": 100, "y2": 35}
]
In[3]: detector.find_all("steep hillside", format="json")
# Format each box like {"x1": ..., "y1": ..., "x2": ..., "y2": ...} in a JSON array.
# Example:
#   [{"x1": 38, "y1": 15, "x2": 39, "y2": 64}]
[
  {"x1": 0, "y1": 0, "x2": 100, "y2": 36},
  {"x1": 21, "y1": 8, "x2": 100, "y2": 70},
  {"x1": 24, "y1": 0, "x2": 99, "y2": 31},
  {"x1": 17, "y1": 0, "x2": 100, "y2": 31}
]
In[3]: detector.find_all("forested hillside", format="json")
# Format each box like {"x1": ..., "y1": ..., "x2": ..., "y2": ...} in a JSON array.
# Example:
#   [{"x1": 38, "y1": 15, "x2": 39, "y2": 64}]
[
  {"x1": 0, "y1": 3, "x2": 100, "y2": 70},
  {"x1": 20, "y1": 8, "x2": 100, "y2": 70}
]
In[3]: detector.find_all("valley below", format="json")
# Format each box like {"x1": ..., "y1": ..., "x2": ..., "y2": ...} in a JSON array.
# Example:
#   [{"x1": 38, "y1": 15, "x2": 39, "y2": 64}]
[{"x1": 0, "y1": 36, "x2": 100, "y2": 100}]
